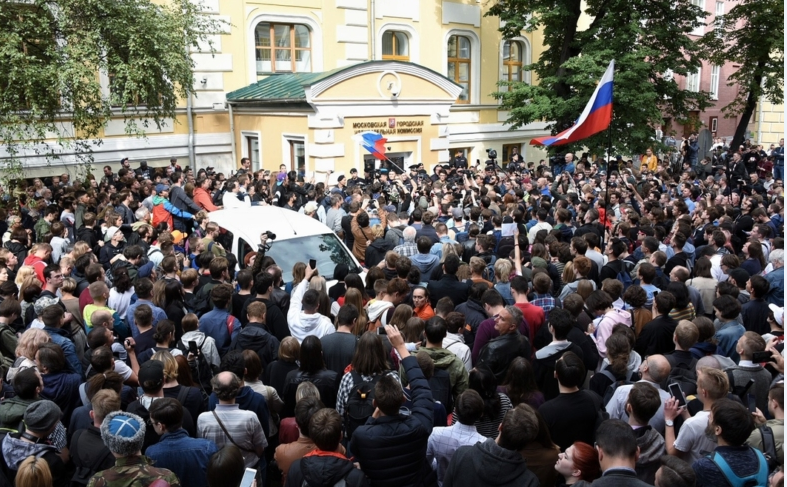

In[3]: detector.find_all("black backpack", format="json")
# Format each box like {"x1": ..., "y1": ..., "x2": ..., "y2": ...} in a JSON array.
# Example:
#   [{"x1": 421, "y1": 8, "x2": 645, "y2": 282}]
[
  {"x1": 598, "y1": 368, "x2": 634, "y2": 407},
  {"x1": 428, "y1": 368, "x2": 453, "y2": 415},
  {"x1": 758, "y1": 424, "x2": 779, "y2": 473},
  {"x1": 663, "y1": 355, "x2": 698, "y2": 396},
  {"x1": 70, "y1": 429, "x2": 114, "y2": 486},
  {"x1": 175, "y1": 340, "x2": 215, "y2": 396},
  {"x1": 344, "y1": 371, "x2": 383, "y2": 440}
]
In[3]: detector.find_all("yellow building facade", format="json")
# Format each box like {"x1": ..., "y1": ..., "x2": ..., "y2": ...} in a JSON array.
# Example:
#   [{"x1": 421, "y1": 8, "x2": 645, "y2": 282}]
[{"x1": 8, "y1": 0, "x2": 553, "y2": 177}]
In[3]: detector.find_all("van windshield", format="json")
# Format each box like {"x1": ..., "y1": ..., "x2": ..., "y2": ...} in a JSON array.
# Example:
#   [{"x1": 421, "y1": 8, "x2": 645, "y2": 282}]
[{"x1": 266, "y1": 233, "x2": 362, "y2": 282}]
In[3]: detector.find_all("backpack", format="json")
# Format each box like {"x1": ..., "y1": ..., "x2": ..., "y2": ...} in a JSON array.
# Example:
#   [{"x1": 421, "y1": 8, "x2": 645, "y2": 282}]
[
  {"x1": 598, "y1": 368, "x2": 634, "y2": 407},
  {"x1": 481, "y1": 255, "x2": 498, "y2": 282},
  {"x1": 428, "y1": 368, "x2": 453, "y2": 414},
  {"x1": 344, "y1": 370, "x2": 383, "y2": 440},
  {"x1": 664, "y1": 355, "x2": 698, "y2": 396},
  {"x1": 70, "y1": 429, "x2": 114, "y2": 486},
  {"x1": 615, "y1": 261, "x2": 634, "y2": 291},
  {"x1": 758, "y1": 425, "x2": 779, "y2": 473},
  {"x1": 707, "y1": 448, "x2": 768, "y2": 487},
  {"x1": 175, "y1": 339, "x2": 215, "y2": 396}
]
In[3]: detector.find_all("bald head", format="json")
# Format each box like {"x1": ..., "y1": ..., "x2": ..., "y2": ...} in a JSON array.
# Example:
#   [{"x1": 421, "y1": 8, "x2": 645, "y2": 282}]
[
  {"x1": 211, "y1": 371, "x2": 242, "y2": 402},
  {"x1": 670, "y1": 266, "x2": 690, "y2": 283},
  {"x1": 696, "y1": 355, "x2": 721, "y2": 371},
  {"x1": 403, "y1": 226, "x2": 417, "y2": 243},
  {"x1": 90, "y1": 309, "x2": 112, "y2": 329},
  {"x1": 642, "y1": 354, "x2": 670, "y2": 383}
]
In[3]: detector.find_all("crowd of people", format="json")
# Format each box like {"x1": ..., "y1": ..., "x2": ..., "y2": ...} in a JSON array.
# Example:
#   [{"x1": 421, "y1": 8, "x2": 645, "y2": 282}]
[{"x1": 0, "y1": 137, "x2": 781, "y2": 487}]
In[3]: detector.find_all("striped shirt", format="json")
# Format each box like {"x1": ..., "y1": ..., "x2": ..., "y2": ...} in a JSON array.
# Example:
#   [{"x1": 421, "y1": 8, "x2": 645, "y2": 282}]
[
  {"x1": 452, "y1": 393, "x2": 513, "y2": 438},
  {"x1": 197, "y1": 404, "x2": 267, "y2": 468}
]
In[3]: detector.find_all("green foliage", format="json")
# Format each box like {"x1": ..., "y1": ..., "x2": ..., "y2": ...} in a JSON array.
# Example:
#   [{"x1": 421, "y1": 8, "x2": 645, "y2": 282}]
[
  {"x1": 488, "y1": 0, "x2": 713, "y2": 156},
  {"x1": 0, "y1": 0, "x2": 223, "y2": 176},
  {"x1": 699, "y1": 0, "x2": 783, "y2": 149}
]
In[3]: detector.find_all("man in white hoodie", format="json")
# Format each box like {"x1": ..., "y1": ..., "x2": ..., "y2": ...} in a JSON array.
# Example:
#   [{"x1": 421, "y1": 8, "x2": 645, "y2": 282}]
[
  {"x1": 222, "y1": 180, "x2": 251, "y2": 210},
  {"x1": 287, "y1": 263, "x2": 334, "y2": 342}
]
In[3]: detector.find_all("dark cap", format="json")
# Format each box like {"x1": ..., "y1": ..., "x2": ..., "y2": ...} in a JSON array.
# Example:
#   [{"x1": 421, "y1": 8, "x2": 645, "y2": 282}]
[
  {"x1": 24, "y1": 400, "x2": 62, "y2": 433},
  {"x1": 409, "y1": 164, "x2": 419, "y2": 171},
  {"x1": 138, "y1": 360, "x2": 164, "y2": 392}
]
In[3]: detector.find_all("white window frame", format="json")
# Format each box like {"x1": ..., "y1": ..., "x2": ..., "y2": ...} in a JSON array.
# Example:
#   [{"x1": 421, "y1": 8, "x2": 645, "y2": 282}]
[
  {"x1": 710, "y1": 65, "x2": 720, "y2": 100},
  {"x1": 690, "y1": 0, "x2": 705, "y2": 36},
  {"x1": 714, "y1": 1, "x2": 725, "y2": 37},
  {"x1": 443, "y1": 29, "x2": 481, "y2": 105},
  {"x1": 687, "y1": 67, "x2": 701, "y2": 92},
  {"x1": 376, "y1": 23, "x2": 419, "y2": 63},
  {"x1": 282, "y1": 134, "x2": 307, "y2": 174},
  {"x1": 241, "y1": 131, "x2": 263, "y2": 171},
  {"x1": 499, "y1": 37, "x2": 532, "y2": 87},
  {"x1": 247, "y1": 14, "x2": 323, "y2": 84}
]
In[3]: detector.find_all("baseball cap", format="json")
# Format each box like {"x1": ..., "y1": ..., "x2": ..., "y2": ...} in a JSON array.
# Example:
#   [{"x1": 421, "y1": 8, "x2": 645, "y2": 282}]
[
  {"x1": 138, "y1": 360, "x2": 164, "y2": 393},
  {"x1": 155, "y1": 183, "x2": 169, "y2": 194},
  {"x1": 170, "y1": 230, "x2": 185, "y2": 245},
  {"x1": 769, "y1": 304, "x2": 783, "y2": 327},
  {"x1": 304, "y1": 201, "x2": 319, "y2": 214},
  {"x1": 383, "y1": 205, "x2": 397, "y2": 213}
]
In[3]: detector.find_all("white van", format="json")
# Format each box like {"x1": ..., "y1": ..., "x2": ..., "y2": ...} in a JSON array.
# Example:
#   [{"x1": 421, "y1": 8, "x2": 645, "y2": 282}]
[{"x1": 208, "y1": 206, "x2": 365, "y2": 286}]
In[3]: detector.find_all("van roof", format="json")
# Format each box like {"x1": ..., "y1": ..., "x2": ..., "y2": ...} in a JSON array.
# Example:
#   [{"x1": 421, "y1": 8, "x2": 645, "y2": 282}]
[{"x1": 209, "y1": 206, "x2": 330, "y2": 243}]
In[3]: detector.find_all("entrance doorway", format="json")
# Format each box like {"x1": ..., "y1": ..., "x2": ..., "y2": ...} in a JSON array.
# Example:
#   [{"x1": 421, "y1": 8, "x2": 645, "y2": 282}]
[{"x1": 363, "y1": 152, "x2": 410, "y2": 174}]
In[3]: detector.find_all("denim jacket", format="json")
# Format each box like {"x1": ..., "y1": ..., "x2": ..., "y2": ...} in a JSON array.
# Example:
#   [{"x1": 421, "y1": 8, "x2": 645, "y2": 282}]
[{"x1": 144, "y1": 429, "x2": 218, "y2": 487}]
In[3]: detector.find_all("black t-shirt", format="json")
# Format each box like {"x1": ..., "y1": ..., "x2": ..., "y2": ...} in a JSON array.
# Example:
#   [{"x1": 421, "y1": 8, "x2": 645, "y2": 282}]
[
  {"x1": 231, "y1": 292, "x2": 253, "y2": 321},
  {"x1": 539, "y1": 390, "x2": 602, "y2": 451},
  {"x1": 134, "y1": 329, "x2": 157, "y2": 358},
  {"x1": 320, "y1": 332, "x2": 358, "y2": 376}
]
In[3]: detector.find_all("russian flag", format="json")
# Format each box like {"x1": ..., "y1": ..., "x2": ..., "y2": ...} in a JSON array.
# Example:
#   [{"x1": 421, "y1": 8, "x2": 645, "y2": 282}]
[
  {"x1": 531, "y1": 60, "x2": 615, "y2": 147},
  {"x1": 353, "y1": 131, "x2": 388, "y2": 160}
]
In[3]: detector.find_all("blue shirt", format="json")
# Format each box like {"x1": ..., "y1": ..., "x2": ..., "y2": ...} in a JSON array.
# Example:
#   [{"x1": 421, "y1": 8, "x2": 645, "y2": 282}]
[
  {"x1": 43, "y1": 327, "x2": 83, "y2": 378},
  {"x1": 641, "y1": 284, "x2": 660, "y2": 308},
  {"x1": 125, "y1": 299, "x2": 167, "y2": 337},
  {"x1": 146, "y1": 429, "x2": 218, "y2": 487},
  {"x1": 715, "y1": 320, "x2": 745, "y2": 362},
  {"x1": 198, "y1": 307, "x2": 241, "y2": 357}
]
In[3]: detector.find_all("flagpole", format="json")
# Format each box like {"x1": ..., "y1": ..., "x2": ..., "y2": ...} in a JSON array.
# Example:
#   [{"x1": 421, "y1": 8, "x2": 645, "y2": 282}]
[{"x1": 601, "y1": 117, "x2": 613, "y2": 253}]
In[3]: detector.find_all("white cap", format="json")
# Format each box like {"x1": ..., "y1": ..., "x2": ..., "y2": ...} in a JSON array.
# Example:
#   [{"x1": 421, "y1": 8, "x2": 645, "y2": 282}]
[{"x1": 769, "y1": 303, "x2": 783, "y2": 327}]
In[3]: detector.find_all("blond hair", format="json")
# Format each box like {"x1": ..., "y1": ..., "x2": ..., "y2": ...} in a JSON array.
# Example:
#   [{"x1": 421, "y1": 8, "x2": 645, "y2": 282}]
[
  {"x1": 15, "y1": 328, "x2": 51, "y2": 360},
  {"x1": 152, "y1": 350, "x2": 178, "y2": 382}
]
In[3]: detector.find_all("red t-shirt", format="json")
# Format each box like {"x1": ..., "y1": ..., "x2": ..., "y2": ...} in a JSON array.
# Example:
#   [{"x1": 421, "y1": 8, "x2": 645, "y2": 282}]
[{"x1": 514, "y1": 302, "x2": 545, "y2": 345}]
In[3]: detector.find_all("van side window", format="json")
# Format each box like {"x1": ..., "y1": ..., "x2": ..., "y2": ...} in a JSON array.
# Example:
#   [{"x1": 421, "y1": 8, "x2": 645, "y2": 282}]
[{"x1": 238, "y1": 238, "x2": 252, "y2": 268}]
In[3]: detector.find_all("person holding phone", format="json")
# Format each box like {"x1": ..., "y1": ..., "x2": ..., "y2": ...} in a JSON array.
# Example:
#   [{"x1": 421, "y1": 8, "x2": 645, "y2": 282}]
[
  {"x1": 350, "y1": 324, "x2": 437, "y2": 487},
  {"x1": 726, "y1": 332, "x2": 774, "y2": 414},
  {"x1": 665, "y1": 367, "x2": 728, "y2": 464},
  {"x1": 286, "y1": 262, "x2": 334, "y2": 343}
]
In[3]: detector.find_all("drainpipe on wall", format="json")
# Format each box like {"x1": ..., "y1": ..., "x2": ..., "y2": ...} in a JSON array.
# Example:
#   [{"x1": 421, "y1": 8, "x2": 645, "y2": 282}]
[
  {"x1": 756, "y1": 100, "x2": 763, "y2": 144},
  {"x1": 187, "y1": 91, "x2": 196, "y2": 170},
  {"x1": 229, "y1": 102, "x2": 237, "y2": 166},
  {"x1": 370, "y1": 0, "x2": 375, "y2": 61}
]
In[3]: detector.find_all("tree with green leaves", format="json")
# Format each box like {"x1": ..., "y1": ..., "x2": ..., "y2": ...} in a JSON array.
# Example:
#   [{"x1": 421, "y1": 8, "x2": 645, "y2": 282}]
[
  {"x1": 0, "y1": 0, "x2": 222, "y2": 176},
  {"x1": 699, "y1": 0, "x2": 783, "y2": 151},
  {"x1": 488, "y1": 0, "x2": 714, "y2": 157}
]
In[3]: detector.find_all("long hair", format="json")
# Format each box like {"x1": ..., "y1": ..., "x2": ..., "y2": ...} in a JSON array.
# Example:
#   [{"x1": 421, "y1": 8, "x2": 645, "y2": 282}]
[
  {"x1": 605, "y1": 332, "x2": 631, "y2": 376},
  {"x1": 351, "y1": 332, "x2": 390, "y2": 376},
  {"x1": 402, "y1": 317, "x2": 426, "y2": 343},
  {"x1": 501, "y1": 357, "x2": 540, "y2": 407},
  {"x1": 747, "y1": 239, "x2": 766, "y2": 268},
  {"x1": 299, "y1": 336, "x2": 325, "y2": 374},
  {"x1": 469, "y1": 366, "x2": 501, "y2": 420},
  {"x1": 344, "y1": 288, "x2": 368, "y2": 336},
  {"x1": 389, "y1": 304, "x2": 413, "y2": 329},
  {"x1": 15, "y1": 456, "x2": 52, "y2": 487}
]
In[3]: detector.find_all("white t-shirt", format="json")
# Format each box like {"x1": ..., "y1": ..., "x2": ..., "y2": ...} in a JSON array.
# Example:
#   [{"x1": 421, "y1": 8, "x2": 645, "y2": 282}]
[{"x1": 673, "y1": 410, "x2": 717, "y2": 464}]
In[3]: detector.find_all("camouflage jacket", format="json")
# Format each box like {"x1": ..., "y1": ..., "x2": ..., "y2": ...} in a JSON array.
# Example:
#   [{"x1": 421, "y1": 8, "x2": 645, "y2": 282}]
[{"x1": 87, "y1": 455, "x2": 180, "y2": 487}]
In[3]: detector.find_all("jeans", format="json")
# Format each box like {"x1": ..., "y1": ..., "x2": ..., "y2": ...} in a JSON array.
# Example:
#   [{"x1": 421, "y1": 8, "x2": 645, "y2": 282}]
[{"x1": 775, "y1": 164, "x2": 784, "y2": 181}]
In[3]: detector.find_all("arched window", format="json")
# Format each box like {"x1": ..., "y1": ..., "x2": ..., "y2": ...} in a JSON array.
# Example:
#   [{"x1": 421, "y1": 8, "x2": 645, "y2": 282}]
[
  {"x1": 382, "y1": 31, "x2": 409, "y2": 61},
  {"x1": 447, "y1": 35, "x2": 471, "y2": 104},
  {"x1": 255, "y1": 22, "x2": 311, "y2": 73},
  {"x1": 502, "y1": 40, "x2": 524, "y2": 88}
]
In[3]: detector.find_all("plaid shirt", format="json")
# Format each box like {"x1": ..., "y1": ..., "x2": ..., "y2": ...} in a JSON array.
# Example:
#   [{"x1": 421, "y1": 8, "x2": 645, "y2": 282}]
[
  {"x1": 531, "y1": 293, "x2": 559, "y2": 321},
  {"x1": 394, "y1": 242, "x2": 419, "y2": 257}
]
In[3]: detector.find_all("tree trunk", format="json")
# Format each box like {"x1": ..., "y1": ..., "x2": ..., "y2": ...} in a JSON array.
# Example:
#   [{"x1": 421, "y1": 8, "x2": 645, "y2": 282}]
[{"x1": 731, "y1": 61, "x2": 765, "y2": 150}]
